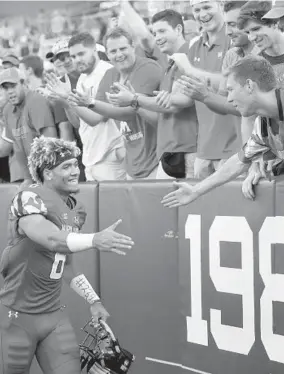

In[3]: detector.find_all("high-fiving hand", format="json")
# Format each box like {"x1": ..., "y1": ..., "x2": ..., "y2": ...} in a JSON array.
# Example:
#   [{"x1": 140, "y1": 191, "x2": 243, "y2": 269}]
[
  {"x1": 161, "y1": 181, "x2": 197, "y2": 208},
  {"x1": 92, "y1": 219, "x2": 134, "y2": 255}
]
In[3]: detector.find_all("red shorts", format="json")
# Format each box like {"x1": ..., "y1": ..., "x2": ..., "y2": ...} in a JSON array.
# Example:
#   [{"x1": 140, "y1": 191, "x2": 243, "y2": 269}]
[{"x1": 0, "y1": 304, "x2": 81, "y2": 374}]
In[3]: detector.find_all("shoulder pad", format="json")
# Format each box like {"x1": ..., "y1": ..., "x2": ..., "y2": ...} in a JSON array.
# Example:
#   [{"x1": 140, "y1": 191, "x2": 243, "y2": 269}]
[{"x1": 11, "y1": 190, "x2": 47, "y2": 218}]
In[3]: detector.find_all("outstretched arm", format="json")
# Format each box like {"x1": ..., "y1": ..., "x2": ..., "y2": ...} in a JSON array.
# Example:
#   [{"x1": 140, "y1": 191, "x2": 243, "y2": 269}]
[
  {"x1": 120, "y1": 0, "x2": 155, "y2": 53},
  {"x1": 19, "y1": 215, "x2": 134, "y2": 255},
  {"x1": 162, "y1": 154, "x2": 250, "y2": 208},
  {"x1": 170, "y1": 53, "x2": 223, "y2": 92}
]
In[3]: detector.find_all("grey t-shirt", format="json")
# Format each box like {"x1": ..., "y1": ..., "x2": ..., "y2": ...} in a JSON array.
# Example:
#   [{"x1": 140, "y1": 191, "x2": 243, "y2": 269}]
[
  {"x1": 157, "y1": 43, "x2": 198, "y2": 160},
  {"x1": 3, "y1": 91, "x2": 56, "y2": 180},
  {"x1": 96, "y1": 57, "x2": 162, "y2": 178}
]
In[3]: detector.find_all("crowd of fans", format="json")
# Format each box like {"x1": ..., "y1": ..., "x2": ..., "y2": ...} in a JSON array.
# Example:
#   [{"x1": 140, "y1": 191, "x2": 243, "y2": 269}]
[{"x1": 0, "y1": 0, "x2": 283, "y2": 199}]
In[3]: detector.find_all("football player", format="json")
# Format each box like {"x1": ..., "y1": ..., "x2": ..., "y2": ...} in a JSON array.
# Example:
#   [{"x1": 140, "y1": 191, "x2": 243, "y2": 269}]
[{"x1": 0, "y1": 136, "x2": 134, "y2": 374}]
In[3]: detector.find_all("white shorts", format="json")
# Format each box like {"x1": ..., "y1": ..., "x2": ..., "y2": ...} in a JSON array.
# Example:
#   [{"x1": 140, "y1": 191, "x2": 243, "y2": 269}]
[{"x1": 85, "y1": 147, "x2": 126, "y2": 182}]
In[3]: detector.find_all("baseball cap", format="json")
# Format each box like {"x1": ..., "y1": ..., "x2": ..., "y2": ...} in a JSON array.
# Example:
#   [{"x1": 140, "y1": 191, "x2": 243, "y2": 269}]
[
  {"x1": 2, "y1": 55, "x2": 20, "y2": 67},
  {"x1": 0, "y1": 67, "x2": 21, "y2": 86},
  {"x1": 46, "y1": 37, "x2": 70, "y2": 60},
  {"x1": 238, "y1": 1, "x2": 272, "y2": 28},
  {"x1": 262, "y1": 0, "x2": 284, "y2": 19}
]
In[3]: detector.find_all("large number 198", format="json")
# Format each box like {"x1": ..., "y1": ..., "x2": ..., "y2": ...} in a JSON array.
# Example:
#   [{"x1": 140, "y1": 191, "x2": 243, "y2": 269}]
[{"x1": 185, "y1": 215, "x2": 284, "y2": 364}]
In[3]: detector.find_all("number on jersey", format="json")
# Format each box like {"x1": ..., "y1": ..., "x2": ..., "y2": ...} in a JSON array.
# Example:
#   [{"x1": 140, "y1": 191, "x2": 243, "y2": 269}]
[{"x1": 50, "y1": 253, "x2": 66, "y2": 280}]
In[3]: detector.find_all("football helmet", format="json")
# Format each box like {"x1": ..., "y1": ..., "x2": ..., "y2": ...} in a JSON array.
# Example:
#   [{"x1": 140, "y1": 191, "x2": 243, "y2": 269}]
[{"x1": 80, "y1": 319, "x2": 135, "y2": 374}]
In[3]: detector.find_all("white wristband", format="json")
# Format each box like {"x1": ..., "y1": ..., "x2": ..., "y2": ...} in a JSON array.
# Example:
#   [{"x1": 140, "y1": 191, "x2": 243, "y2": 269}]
[
  {"x1": 70, "y1": 274, "x2": 100, "y2": 304},
  {"x1": 66, "y1": 233, "x2": 94, "y2": 252}
]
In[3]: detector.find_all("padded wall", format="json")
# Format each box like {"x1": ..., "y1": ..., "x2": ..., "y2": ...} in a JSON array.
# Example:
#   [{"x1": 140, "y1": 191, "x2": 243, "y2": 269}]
[{"x1": 1, "y1": 179, "x2": 284, "y2": 374}]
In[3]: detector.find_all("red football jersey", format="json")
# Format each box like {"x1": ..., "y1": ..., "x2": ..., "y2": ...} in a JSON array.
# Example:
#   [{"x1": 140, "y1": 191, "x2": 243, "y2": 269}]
[{"x1": 0, "y1": 184, "x2": 86, "y2": 314}]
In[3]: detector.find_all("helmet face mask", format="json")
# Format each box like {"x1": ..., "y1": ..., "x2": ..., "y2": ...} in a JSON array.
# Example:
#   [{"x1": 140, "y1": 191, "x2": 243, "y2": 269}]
[{"x1": 80, "y1": 319, "x2": 135, "y2": 374}]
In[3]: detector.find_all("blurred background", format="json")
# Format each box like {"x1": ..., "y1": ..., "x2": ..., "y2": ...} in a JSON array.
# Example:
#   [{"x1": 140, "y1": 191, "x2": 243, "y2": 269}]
[
  {"x1": 0, "y1": 1, "x2": 195, "y2": 60},
  {"x1": 0, "y1": 1, "x2": 200, "y2": 183}
]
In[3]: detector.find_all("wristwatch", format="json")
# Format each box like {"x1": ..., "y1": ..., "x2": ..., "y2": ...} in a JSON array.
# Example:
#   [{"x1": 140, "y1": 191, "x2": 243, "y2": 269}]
[
  {"x1": 87, "y1": 98, "x2": 96, "y2": 109},
  {"x1": 130, "y1": 94, "x2": 139, "y2": 110}
]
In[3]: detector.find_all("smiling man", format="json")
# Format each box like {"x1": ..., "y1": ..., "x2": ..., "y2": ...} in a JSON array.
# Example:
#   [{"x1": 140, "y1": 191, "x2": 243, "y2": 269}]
[
  {"x1": 94, "y1": 27, "x2": 161, "y2": 180},
  {"x1": 185, "y1": 0, "x2": 241, "y2": 179},
  {"x1": 148, "y1": 9, "x2": 199, "y2": 179},
  {"x1": 175, "y1": 1, "x2": 256, "y2": 117},
  {"x1": 262, "y1": 0, "x2": 284, "y2": 31},
  {"x1": 117, "y1": 10, "x2": 199, "y2": 179},
  {"x1": 238, "y1": 0, "x2": 284, "y2": 87},
  {"x1": 222, "y1": 1, "x2": 258, "y2": 75},
  {"x1": 236, "y1": 0, "x2": 284, "y2": 198},
  {"x1": 0, "y1": 136, "x2": 134, "y2": 374},
  {"x1": 0, "y1": 67, "x2": 57, "y2": 184},
  {"x1": 161, "y1": 55, "x2": 284, "y2": 208},
  {"x1": 64, "y1": 32, "x2": 125, "y2": 182}
]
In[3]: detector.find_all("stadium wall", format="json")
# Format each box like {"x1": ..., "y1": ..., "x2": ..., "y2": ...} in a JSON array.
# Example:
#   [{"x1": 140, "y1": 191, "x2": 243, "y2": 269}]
[{"x1": 0, "y1": 180, "x2": 283, "y2": 374}]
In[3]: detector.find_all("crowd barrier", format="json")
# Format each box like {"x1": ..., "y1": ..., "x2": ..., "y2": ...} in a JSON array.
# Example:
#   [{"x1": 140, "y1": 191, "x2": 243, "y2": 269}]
[{"x1": 0, "y1": 179, "x2": 284, "y2": 374}]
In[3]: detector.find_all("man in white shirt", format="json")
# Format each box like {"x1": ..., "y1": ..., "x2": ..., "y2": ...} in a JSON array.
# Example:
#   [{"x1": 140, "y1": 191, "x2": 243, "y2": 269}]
[{"x1": 47, "y1": 32, "x2": 126, "y2": 182}]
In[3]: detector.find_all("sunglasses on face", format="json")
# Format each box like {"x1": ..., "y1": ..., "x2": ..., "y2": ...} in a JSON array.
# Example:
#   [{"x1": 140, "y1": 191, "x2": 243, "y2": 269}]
[{"x1": 55, "y1": 52, "x2": 70, "y2": 62}]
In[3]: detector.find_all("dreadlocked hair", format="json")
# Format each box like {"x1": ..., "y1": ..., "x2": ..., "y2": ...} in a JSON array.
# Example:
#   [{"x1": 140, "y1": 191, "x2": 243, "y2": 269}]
[{"x1": 28, "y1": 136, "x2": 81, "y2": 183}]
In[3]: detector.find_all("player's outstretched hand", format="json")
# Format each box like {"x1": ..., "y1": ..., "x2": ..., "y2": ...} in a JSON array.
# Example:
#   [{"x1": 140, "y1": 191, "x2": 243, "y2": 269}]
[
  {"x1": 90, "y1": 301, "x2": 110, "y2": 323},
  {"x1": 161, "y1": 181, "x2": 197, "y2": 208},
  {"x1": 92, "y1": 219, "x2": 134, "y2": 255}
]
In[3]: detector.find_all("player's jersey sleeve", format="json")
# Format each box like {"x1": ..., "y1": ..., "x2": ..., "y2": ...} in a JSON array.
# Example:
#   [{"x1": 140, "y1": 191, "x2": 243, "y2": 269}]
[{"x1": 10, "y1": 190, "x2": 48, "y2": 219}]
